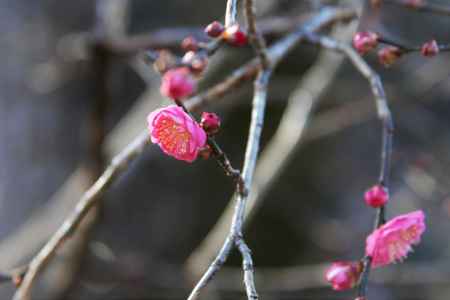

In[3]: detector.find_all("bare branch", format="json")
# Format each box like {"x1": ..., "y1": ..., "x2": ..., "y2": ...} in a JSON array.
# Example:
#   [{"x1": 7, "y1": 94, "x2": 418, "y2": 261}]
[
  {"x1": 185, "y1": 25, "x2": 352, "y2": 277},
  {"x1": 186, "y1": 6, "x2": 357, "y2": 300},
  {"x1": 12, "y1": 131, "x2": 151, "y2": 300},
  {"x1": 244, "y1": 0, "x2": 270, "y2": 68},
  {"x1": 381, "y1": 0, "x2": 450, "y2": 16}
]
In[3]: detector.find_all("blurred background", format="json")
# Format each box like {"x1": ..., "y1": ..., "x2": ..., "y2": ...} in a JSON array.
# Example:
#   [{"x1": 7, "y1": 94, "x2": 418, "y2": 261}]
[{"x1": 0, "y1": 0, "x2": 450, "y2": 299}]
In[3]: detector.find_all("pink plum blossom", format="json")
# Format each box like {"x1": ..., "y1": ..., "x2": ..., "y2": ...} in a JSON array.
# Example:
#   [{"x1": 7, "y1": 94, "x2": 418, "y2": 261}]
[
  {"x1": 366, "y1": 210, "x2": 426, "y2": 268},
  {"x1": 160, "y1": 67, "x2": 196, "y2": 99},
  {"x1": 147, "y1": 105, "x2": 206, "y2": 162}
]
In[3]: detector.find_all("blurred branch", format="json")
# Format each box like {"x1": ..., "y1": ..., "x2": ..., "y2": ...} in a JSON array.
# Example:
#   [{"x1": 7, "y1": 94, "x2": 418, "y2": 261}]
[
  {"x1": 377, "y1": 36, "x2": 450, "y2": 54},
  {"x1": 381, "y1": 0, "x2": 450, "y2": 16},
  {"x1": 225, "y1": 0, "x2": 239, "y2": 27},
  {"x1": 305, "y1": 33, "x2": 394, "y2": 298},
  {"x1": 97, "y1": 15, "x2": 309, "y2": 55},
  {"x1": 214, "y1": 261, "x2": 450, "y2": 291}
]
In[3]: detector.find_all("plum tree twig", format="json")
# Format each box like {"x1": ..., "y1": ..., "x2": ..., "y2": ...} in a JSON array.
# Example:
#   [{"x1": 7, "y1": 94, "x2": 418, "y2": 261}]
[
  {"x1": 304, "y1": 33, "x2": 394, "y2": 299},
  {"x1": 184, "y1": 23, "x2": 355, "y2": 276}
]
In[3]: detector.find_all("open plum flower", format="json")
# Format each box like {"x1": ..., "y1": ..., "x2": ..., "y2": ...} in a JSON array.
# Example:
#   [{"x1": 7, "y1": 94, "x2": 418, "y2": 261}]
[
  {"x1": 147, "y1": 105, "x2": 207, "y2": 162},
  {"x1": 366, "y1": 210, "x2": 426, "y2": 268}
]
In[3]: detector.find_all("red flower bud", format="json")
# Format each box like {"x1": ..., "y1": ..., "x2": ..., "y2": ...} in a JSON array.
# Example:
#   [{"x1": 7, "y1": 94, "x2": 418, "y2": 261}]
[
  {"x1": 378, "y1": 46, "x2": 402, "y2": 67},
  {"x1": 205, "y1": 21, "x2": 224, "y2": 38},
  {"x1": 364, "y1": 185, "x2": 389, "y2": 208},
  {"x1": 181, "y1": 36, "x2": 199, "y2": 52},
  {"x1": 223, "y1": 24, "x2": 247, "y2": 47},
  {"x1": 353, "y1": 31, "x2": 379, "y2": 55},
  {"x1": 160, "y1": 67, "x2": 196, "y2": 100},
  {"x1": 421, "y1": 39, "x2": 439, "y2": 57},
  {"x1": 200, "y1": 112, "x2": 221, "y2": 135},
  {"x1": 325, "y1": 261, "x2": 362, "y2": 291}
]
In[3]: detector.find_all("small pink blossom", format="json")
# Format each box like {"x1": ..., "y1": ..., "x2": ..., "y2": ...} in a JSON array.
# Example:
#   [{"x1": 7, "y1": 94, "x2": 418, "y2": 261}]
[
  {"x1": 160, "y1": 67, "x2": 196, "y2": 99},
  {"x1": 147, "y1": 105, "x2": 206, "y2": 162},
  {"x1": 366, "y1": 210, "x2": 426, "y2": 268},
  {"x1": 353, "y1": 31, "x2": 379, "y2": 55},
  {"x1": 325, "y1": 261, "x2": 362, "y2": 291},
  {"x1": 364, "y1": 185, "x2": 389, "y2": 208}
]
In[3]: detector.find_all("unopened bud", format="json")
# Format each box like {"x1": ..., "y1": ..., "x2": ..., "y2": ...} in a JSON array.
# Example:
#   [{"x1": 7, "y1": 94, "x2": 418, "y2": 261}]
[
  {"x1": 200, "y1": 112, "x2": 221, "y2": 135},
  {"x1": 421, "y1": 39, "x2": 439, "y2": 57},
  {"x1": 325, "y1": 261, "x2": 362, "y2": 291},
  {"x1": 223, "y1": 24, "x2": 248, "y2": 47},
  {"x1": 353, "y1": 31, "x2": 379, "y2": 55},
  {"x1": 205, "y1": 21, "x2": 225, "y2": 38},
  {"x1": 378, "y1": 46, "x2": 402, "y2": 67}
]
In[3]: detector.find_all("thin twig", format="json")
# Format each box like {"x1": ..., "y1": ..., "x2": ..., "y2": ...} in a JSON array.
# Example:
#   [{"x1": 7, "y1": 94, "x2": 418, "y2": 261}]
[
  {"x1": 174, "y1": 99, "x2": 245, "y2": 193},
  {"x1": 12, "y1": 131, "x2": 151, "y2": 300},
  {"x1": 382, "y1": 0, "x2": 450, "y2": 16},
  {"x1": 305, "y1": 33, "x2": 394, "y2": 299},
  {"x1": 378, "y1": 36, "x2": 450, "y2": 54},
  {"x1": 244, "y1": 0, "x2": 270, "y2": 68}
]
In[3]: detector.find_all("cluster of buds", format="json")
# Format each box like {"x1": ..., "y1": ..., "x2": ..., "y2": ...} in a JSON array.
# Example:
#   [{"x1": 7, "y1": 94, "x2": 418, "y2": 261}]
[
  {"x1": 352, "y1": 31, "x2": 403, "y2": 67},
  {"x1": 205, "y1": 21, "x2": 248, "y2": 47},
  {"x1": 353, "y1": 30, "x2": 441, "y2": 67}
]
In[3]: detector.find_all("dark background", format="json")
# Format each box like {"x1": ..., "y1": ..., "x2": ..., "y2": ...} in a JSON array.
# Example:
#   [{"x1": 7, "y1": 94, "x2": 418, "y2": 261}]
[{"x1": 0, "y1": 1, "x2": 449, "y2": 299}]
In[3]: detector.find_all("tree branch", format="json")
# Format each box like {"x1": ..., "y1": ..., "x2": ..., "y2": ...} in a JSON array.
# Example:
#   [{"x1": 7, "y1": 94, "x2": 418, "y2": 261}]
[
  {"x1": 382, "y1": 0, "x2": 450, "y2": 16},
  {"x1": 304, "y1": 33, "x2": 394, "y2": 299}
]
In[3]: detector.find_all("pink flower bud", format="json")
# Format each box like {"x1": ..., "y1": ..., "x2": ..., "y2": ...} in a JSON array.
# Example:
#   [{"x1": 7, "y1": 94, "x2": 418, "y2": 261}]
[
  {"x1": 199, "y1": 145, "x2": 213, "y2": 160},
  {"x1": 205, "y1": 21, "x2": 224, "y2": 38},
  {"x1": 200, "y1": 112, "x2": 221, "y2": 135},
  {"x1": 421, "y1": 39, "x2": 439, "y2": 57},
  {"x1": 223, "y1": 24, "x2": 248, "y2": 47},
  {"x1": 353, "y1": 31, "x2": 379, "y2": 55},
  {"x1": 366, "y1": 210, "x2": 426, "y2": 268},
  {"x1": 182, "y1": 51, "x2": 208, "y2": 74},
  {"x1": 378, "y1": 46, "x2": 402, "y2": 67},
  {"x1": 364, "y1": 185, "x2": 388, "y2": 208},
  {"x1": 147, "y1": 105, "x2": 206, "y2": 162},
  {"x1": 160, "y1": 67, "x2": 196, "y2": 99},
  {"x1": 181, "y1": 36, "x2": 199, "y2": 52},
  {"x1": 325, "y1": 261, "x2": 362, "y2": 291}
]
